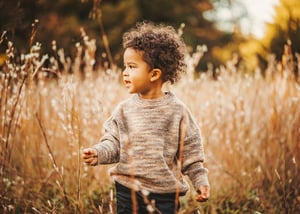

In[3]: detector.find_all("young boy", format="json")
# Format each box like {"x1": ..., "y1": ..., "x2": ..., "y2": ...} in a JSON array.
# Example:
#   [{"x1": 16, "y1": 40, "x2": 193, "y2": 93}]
[{"x1": 82, "y1": 22, "x2": 210, "y2": 213}]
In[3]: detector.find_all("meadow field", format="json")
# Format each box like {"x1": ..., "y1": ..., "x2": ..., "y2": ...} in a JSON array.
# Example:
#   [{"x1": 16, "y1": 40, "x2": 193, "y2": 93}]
[{"x1": 0, "y1": 35, "x2": 300, "y2": 213}]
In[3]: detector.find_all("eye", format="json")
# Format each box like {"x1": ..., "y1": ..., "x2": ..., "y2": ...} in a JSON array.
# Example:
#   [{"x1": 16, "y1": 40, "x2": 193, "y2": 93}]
[{"x1": 123, "y1": 63, "x2": 136, "y2": 71}]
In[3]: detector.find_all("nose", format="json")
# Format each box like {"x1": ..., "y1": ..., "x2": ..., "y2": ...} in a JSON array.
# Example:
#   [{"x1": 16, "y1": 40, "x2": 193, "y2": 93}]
[{"x1": 123, "y1": 67, "x2": 129, "y2": 76}]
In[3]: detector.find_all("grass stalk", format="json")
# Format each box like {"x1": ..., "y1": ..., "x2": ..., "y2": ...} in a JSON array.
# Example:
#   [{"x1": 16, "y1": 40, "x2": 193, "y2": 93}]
[
  {"x1": 35, "y1": 113, "x2": 70, "y2": 208},
  {"x1": 175, "y1": 111, "x2": 186, "y2": 212},
  {"x1": 91, "y1": 0, "x2": 115, "y2": 69}
]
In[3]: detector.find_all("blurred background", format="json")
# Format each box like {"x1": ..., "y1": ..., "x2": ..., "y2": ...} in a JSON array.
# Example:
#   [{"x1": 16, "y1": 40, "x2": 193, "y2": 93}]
[{"x1": 0, "y1": 0, "x2": 299, "y2": 73}]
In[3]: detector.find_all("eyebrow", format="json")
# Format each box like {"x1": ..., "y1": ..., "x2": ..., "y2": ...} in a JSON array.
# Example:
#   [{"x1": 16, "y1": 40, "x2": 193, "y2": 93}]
[{"x1": 124, "y1": 61, "x2": 137, "y2": 65}]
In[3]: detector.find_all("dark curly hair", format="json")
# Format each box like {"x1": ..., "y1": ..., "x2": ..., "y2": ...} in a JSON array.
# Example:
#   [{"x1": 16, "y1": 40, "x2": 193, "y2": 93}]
[{"x1": 122, "y1": 22, "x2": 187, "y2": 84}]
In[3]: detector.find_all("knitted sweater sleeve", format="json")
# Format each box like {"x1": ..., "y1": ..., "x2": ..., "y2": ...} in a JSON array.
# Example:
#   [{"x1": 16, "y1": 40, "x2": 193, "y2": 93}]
[
  {"x1": 92, "y1": 114, "x2": 120, "y2": 165},
  {"x1": 181, "y1": 109, "x2": 209, "y2": 190}
]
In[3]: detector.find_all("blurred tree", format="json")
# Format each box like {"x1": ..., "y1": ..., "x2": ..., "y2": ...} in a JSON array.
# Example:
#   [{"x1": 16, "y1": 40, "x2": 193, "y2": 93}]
[
  {"x1": 96, "y1": 0, "x2": 140, "y2": 65},
  {"x1": 262, "y1": 0, "x2": 300, "y2": 60},
  {"x1": 34, "y1": 0, "x2": 94, "y2": 55},
  {"x1": 208, "y1": 0, "x2": 300, "y2": 73},
  {"x1": 0, "y1": 0, "x2": 37, "y2": 51},
  {"x1": 82, "y1": 0, "x2": 235, "y2": 69},
  {"x1": 0, "y1": 0, "x2": 93, "y2": 54},
  {"x1": 237, "y1": 0, "x2": 300, "y2": 74},
  {"x1": 202, "y1": 0, "x2": 248, "y2": 69},
  {"x1": 0, "y1": 0, "x2": 238, "y2": 71},
  {"x1": 136, "y1": 0, "x2": 234, "y2": 70},
  {"x1": 204, "y1": 0, "x2": 249, "y2": 35}
]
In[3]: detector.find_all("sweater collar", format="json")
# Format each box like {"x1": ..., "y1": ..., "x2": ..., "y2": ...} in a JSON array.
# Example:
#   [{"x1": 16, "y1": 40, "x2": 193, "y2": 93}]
[{"x1": 133, "y1": 92, "x2": 173, "y2": 106}]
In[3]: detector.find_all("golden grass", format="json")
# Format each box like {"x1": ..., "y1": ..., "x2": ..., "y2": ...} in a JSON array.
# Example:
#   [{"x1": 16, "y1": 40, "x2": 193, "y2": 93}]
[{"x1": 0, "y1": 36, "x2": 299, "y2": 213}]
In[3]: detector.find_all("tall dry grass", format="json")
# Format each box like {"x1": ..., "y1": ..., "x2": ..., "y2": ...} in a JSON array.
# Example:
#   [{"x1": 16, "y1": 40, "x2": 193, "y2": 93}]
[{"x1": 0, "y1": 31, "x2": 299, "y2": 213}]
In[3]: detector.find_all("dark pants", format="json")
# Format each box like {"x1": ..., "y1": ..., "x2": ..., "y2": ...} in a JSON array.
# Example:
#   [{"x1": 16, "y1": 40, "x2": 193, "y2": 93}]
[{"x1": 115, "y1": 182, "x2": 180, "y2": 214}]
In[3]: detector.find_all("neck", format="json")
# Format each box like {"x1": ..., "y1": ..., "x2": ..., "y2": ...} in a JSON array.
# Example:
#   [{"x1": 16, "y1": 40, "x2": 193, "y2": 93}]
[{"x1": 139, "y1": 79, "x2": 164, "y2": 99}]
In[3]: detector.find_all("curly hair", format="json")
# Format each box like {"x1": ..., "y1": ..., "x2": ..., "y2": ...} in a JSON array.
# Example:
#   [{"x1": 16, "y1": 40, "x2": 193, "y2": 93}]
[{"x1": 122, "y1": 22, "x2": 187, "y2": 84}]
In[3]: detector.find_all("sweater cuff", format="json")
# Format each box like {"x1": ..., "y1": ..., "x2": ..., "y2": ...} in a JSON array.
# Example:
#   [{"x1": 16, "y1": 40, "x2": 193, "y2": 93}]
[
  {"x1": 91, "y1": 145, "x2": 108, "y2": 165},
  {"x1": 192, "y1": 168, "x2": 210, "y2": 190}
]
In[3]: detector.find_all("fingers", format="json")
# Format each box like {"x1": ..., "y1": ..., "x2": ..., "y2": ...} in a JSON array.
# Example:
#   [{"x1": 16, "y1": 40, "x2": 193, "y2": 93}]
[
  {"x1": 196, "y1": 185, "x2": 210, "y2": 202},
  {"x1": 196, "y1": 194, "x2": 208, "y2": 202},
  {"x1": 196, "y1": 195, "x2": 205, "y2": 202},
  {"x1": 82, "y1": 148, "x2": 98, "y2": 166},
  {"x1": 89, "y1": 158, "x2": 98, "y2": 166},
  {"x1": 82, "y1": 148, "x2": 97, "y2": 158},
  {"x1": 83, "y1": 157, "x2": 98, "y2": 166},
  {"x1": 83, "y1": 148, "x2": 97, "y2": 156}
]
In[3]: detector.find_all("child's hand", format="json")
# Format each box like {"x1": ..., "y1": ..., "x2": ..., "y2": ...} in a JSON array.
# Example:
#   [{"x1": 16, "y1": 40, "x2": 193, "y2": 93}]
[
  {"x1": 196, "y1": 185, "x2": 210, "y2": 202},
  {"x1": 82, "y1": 148, "x2": 98, "y2": 166}
]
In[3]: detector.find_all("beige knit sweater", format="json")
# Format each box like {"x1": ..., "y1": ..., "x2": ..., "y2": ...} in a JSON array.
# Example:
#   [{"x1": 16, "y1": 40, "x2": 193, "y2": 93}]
[{"x1": 92, "y1": 92, "x2": 209, "y2": 194}]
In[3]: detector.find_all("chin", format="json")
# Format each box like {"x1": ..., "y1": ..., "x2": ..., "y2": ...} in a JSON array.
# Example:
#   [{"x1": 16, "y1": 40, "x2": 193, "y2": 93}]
[{"x1": 127, "y1": 89, "x2": 135, "y2": 94}]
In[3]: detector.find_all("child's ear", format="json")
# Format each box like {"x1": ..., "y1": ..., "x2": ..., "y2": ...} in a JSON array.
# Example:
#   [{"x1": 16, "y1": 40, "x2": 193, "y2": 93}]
[{"x1": 150, "y1": 68, "x2": 162, "y2": 82}]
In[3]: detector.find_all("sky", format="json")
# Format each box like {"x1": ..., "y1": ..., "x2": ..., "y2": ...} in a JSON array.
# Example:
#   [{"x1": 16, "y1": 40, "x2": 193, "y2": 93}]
[
  {"x1": 205, "y1": 0, "x2": 280, "y2": 38},
  {"x1": 242, "y1": 0, "x2": 280, "y2": 38}
]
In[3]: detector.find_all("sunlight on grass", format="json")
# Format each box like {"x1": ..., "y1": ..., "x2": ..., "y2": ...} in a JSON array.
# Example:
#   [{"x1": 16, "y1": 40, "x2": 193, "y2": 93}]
[{"x1": 0, "y1": 32, "x2": 299, "y2": 213}]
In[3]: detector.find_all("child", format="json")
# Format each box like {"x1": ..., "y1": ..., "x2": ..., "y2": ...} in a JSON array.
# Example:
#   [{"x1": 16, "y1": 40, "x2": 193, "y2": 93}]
[{"x1": 82, "y1": 21, "x2": 210, "y2": 214}]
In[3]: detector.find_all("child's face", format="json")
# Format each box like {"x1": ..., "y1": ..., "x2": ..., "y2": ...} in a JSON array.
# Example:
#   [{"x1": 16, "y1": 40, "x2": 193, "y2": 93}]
[{"x1": 123, "y1": 48, "x2": 153, "y2": 96}]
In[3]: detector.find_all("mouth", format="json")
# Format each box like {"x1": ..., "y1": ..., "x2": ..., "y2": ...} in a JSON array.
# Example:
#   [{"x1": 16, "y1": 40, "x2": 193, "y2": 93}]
[{"x1": 124, "y1": 80, "x2": 131, "y2": 87}]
